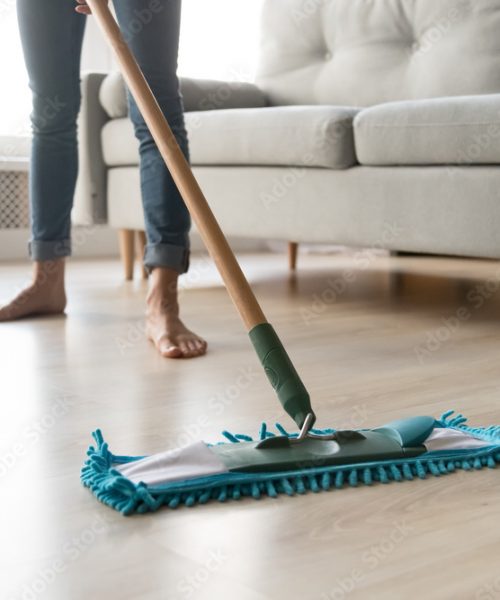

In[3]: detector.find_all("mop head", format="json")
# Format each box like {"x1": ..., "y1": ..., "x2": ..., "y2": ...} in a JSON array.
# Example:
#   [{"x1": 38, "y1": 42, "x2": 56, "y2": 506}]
[{"x1": 81, "y1": 411, "x2": 500, "y2": 515}]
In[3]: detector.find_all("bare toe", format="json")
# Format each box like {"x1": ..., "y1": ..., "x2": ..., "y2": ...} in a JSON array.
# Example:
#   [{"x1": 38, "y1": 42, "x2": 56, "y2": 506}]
[
  {"x1": 187, "y1": 340, "x2": 198, "y2": 353},
  {"x1": 179, "y1": 341, "x2": 193, "y2": 358},
  {"x1": 193, "y1": 339, "x2": 207, "y2": 356},
  {"x1": 157, "y1": 336, "x2": 183, "y2": 359},
  {"x1": 0, "y1": 305, "x2": 14, "y2": 322}
]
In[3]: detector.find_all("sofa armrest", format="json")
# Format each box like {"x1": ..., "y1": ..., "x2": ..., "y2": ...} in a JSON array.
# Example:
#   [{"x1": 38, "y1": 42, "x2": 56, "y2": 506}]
[
  {"x1": 98, "y1": 72, "x2": 269, "y2": 118},
  {"x1": 180, "y1": 77, "x2": 268, "y2": 112},
  {"x1": 73, "y1": 72, "x2": 109, "y2": 226}
]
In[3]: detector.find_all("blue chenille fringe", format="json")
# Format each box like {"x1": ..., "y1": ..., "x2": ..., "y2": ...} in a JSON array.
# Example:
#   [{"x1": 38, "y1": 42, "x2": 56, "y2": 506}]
[{"x1": 80, "y1": 411, "x2": 500, "y2": 515}]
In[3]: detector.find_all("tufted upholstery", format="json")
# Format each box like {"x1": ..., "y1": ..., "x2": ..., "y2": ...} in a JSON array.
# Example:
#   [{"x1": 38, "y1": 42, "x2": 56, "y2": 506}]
[{"x1": 256, "y1": 0, "x2": 500, "y2": 106}]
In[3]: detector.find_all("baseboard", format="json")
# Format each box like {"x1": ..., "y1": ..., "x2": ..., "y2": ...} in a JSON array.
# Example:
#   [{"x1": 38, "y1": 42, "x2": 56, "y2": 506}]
[
  {"x1": 0, "y1": 226, "x2": 118, "y2": 261},
  {"x1": 0, "y1": 226, "x2": 267, "y2": 261}
]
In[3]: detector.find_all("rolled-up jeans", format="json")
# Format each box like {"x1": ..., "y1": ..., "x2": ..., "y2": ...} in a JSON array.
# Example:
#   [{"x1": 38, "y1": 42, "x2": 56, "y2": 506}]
[{"x1": 16, "y1": 0, "x2": 191, "y2": 273}]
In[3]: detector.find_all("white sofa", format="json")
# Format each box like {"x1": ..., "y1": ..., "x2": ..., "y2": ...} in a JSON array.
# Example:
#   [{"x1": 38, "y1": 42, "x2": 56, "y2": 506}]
[{"x1": 74, "y1": 0, "x2": 500, "y2": 279}]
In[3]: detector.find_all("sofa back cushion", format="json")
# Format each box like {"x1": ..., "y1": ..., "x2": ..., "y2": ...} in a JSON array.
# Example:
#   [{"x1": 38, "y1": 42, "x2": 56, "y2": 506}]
[
  {"x1": 256, "y1": 0, "x2": 500, "y2": 106},
  {"x1": 99, "y1": 74, "x2": 267, "y2": 119}
]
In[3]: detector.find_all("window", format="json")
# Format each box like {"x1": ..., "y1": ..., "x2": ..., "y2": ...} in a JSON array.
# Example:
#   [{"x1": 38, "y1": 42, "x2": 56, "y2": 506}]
[
  {"x1": 0, "y1": 0, "x2": 264, "y2": 140},
  {"x1": 0, "y1": 4, "x2": 31, "y2": 137},
  {"x1": 179, "y1": 0, "x2": 264, "y2": 81}
]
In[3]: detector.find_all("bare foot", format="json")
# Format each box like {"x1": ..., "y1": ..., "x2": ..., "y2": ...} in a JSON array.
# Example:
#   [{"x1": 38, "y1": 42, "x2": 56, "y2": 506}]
[
  {"x1": 0, "y1": 260, "x2": 67, "y2": 322},
  {"x1": 146, "y1": 267, "x2": 207, "y2": 359}
]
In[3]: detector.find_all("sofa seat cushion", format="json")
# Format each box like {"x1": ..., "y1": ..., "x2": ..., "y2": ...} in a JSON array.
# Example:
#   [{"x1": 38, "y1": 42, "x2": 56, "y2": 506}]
[
  {"x1": 354, "y1": 94, "x2": 500, "y2": 165},
  {"x1": 101, "y1": 106, "x2": 359, "y2": 169}
]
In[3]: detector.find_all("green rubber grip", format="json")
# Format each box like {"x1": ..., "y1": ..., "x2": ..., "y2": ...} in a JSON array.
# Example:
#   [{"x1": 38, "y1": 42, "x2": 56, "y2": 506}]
[{"x1": 249, "y1": 323, "x2": 315, "y2": 429}]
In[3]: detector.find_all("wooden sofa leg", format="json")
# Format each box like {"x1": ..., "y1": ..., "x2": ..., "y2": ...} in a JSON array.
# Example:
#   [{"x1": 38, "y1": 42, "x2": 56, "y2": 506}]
[
  {"x1": 118, "y1": 229, "x2": 135, "y2": 281},
  {"x1": 136, "y1": 230, "x2": 148, "y2": 279},
  {"x1": 288, "y1": 242, "x2": 299, "y2": 271}
]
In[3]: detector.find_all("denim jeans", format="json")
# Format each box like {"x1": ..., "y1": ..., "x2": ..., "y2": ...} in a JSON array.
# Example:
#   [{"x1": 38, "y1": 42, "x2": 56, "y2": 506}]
[{"x1": 16, "y1": 0, "x2": 191, "y2": 273}]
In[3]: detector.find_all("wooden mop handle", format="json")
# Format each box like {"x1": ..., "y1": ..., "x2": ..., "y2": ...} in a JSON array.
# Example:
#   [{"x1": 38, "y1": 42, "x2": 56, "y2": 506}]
[
  {"x1": 86, "y1": 0, "x2": 266, "y2": 331},
  {"x1": 87, "y1": 0, "x2": 315, "y2": 429}
]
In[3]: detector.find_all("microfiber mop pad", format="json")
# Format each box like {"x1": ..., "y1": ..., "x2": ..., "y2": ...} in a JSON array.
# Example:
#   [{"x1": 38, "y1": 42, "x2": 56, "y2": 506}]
[{"x1": 81, "y1": 411, "x2": 500, "y2": 515}]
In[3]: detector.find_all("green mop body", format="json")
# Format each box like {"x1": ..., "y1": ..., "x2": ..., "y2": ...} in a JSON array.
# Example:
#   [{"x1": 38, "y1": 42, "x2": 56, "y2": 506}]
[
  {"x1": 82, "y1": 0, "x2": 499, "y2": 516},
  {"x1": 82, "y1": 411, "x2": 500, "y2": 515}
]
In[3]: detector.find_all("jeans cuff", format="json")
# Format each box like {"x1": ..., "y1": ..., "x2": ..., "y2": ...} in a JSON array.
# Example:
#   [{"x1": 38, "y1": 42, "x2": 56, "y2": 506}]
[
  {"x1": 143, "y1": 243, "x2": 190, "y2": 274},
  {"x1": 29, "y1": 239, "x2": 71, "y2": 261}
]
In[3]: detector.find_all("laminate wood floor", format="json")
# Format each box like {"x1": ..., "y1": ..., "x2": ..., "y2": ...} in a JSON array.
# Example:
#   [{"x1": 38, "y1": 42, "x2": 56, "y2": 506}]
[{"x1": 1, "y1": 252, "x2": 499, "y2": 600}]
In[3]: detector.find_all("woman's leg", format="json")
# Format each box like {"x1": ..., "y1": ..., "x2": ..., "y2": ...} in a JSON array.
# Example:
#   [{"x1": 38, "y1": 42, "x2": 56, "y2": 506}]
[
  {"x1": 0, "y1": 1, "x2": 86, "y2": 321},
  {"x1": 113, "y1": 0, "x2": 206, "y2": 358},
  {"x1": 113, "y1": 0, "x2": 190, "y2": 271}
]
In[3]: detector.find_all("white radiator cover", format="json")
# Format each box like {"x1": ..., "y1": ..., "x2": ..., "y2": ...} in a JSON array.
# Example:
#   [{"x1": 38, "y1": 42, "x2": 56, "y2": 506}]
[{"x1": 0, "y1": 169, "x2": 29, "y2": 230}]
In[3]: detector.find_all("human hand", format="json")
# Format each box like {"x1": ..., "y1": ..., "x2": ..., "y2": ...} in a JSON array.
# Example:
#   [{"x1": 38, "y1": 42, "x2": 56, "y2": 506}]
[{"x1": 75, "y1": 0, "x2": 108, "y2": 15}]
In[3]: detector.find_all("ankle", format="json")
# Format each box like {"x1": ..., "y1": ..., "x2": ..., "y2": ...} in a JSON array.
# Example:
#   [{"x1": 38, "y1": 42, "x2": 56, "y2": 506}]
[
  {"x1": 149, "y1": 267, "x2": 179, "y2": 290},
  {"x1": 146, "y1": 267, "x2": 180, "y2": 314},
  {"x1": 33, "y1": 259, "x2": 65, "y2": 287},
  {"x1": 146, "y1": 297, "x2": 180, "y2": 318}
]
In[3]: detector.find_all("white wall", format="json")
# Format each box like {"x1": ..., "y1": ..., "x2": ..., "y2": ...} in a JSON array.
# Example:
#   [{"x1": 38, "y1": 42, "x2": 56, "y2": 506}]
[
  {"x1": 0, "y1": 5, "x2": 31, "y2": 136},
  {"x1": 81, "y1": 17, "x2": 114, "y2": 73}
]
